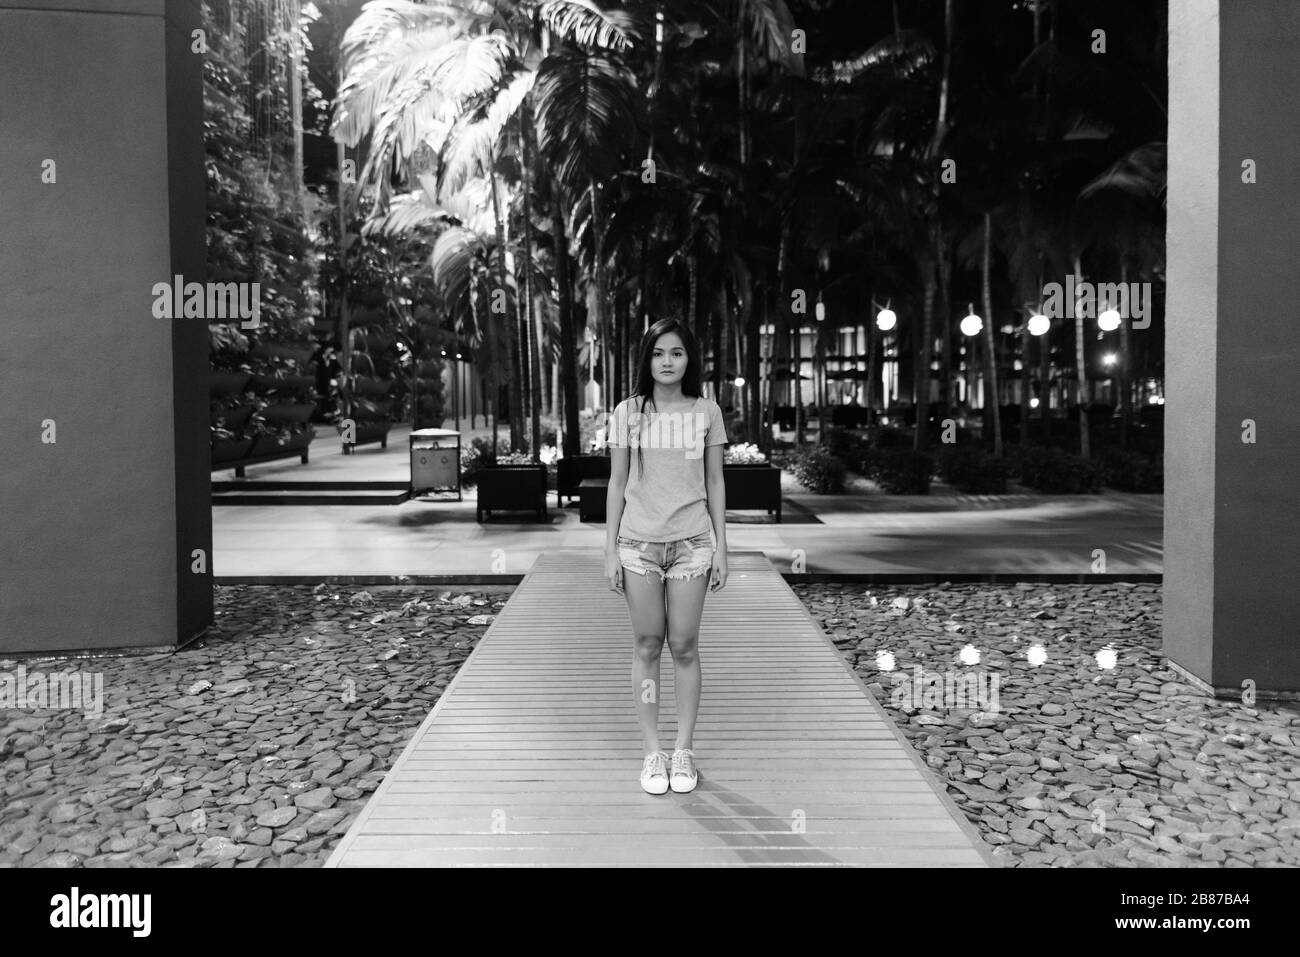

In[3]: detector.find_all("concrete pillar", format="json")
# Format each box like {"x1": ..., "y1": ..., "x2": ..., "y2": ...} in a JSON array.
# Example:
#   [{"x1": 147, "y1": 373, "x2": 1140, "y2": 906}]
[
  {"x1": 0, "y1": 0, "x2": 212, "y2": 654},
  {"x1": 1165, "y1": 0, "x2": 1300, "y2": 696}
]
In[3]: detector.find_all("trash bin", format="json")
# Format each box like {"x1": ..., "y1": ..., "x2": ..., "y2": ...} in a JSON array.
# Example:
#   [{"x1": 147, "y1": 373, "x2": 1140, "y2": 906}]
[{"x1": 410, "y1": 428, "x2": 461, "y2": 500}]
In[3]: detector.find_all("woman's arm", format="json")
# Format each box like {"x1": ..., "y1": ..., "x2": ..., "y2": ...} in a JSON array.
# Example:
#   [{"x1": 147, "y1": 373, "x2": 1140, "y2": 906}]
[
  {"x1": 704, "y1": 443, "x2": 728, "y2": 589},
  {"x1": 606, "y1": 445, "x2": 630, "y2": 553},
  {"x1": 604, "y1": 445, "x2": 630, "y2": 593}
]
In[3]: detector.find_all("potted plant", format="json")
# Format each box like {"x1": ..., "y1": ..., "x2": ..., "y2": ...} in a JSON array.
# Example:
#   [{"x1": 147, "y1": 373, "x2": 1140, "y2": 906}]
[
  {"x1": 249, "y1": 418, "x2": 315, "y2": 458},
  {"x1": 209, "y1": 371, "x2": 252, "y2": 396},
  {"x1": 477, "y1": 451, "x2": 548, "y2": 522},
  {"x1": 211, "y1": 425, "x2": 254, "y2": 464},
  {"x1": 722, "y1": 443, "x2": 783, "y2": 521},
  {"x1": 338, "y1": 351, "x2": 394, "y2": 450}
]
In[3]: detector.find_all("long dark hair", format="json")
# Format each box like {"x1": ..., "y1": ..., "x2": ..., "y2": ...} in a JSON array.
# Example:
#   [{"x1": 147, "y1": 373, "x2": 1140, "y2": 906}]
[{"x1": 625, "y1": 318, "x2": 704, "y2": 480}]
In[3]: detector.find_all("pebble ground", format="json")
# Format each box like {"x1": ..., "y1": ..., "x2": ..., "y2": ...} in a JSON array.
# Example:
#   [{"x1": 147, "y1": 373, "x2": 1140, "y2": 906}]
[
  {"x1": 795, "y1": 581, "x2": 1300, "y2": 867},
  {"x1": 2, "y1": 580, "x2": 1297, "y2": 867}
]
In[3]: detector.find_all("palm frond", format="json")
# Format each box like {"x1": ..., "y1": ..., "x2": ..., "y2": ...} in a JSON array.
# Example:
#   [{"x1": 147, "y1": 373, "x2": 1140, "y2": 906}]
[
  {"x1": 540, "y1": 0, "x2": 641, "y2": 52},
  {"x1": 439, "y1": 69, "x2": 537, "y2": 198},
  {"x1": 743, "y1": 0, "x2": 803, "y2": 76},
  {"x1": 338, "y1": 1, "x2": 492, "y2": 63},
  {"x1": 429, "y1": 225, "x2": 484, "y2": 318},
  {"x1": 333, "y1": 25, "x2": 458, "y2": 147},
  {"x1": 1079, "y1": 142, "x2": 1167, "y2": 208},
  {"x1": 813, "y1": 28, "x2": 934, "y2": 84},
  {"x1": 533, "y1": 50, "x2": 638, "y2": 199},
  {"x1": 362, "y1": 190, "x2": 448, "y2": 238},
  {"x1": 429, "y1": 32, "x2": 516, "y2": 104}
]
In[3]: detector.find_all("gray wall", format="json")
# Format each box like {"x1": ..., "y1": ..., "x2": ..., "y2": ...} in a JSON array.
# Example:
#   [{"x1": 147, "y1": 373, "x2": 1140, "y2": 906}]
[
  {"x1": 1166, "y1": 0, "x2": 1300, "y2": 693},
  {"x1": 0, "y1": 0, "x2": 212, "y2": 654}
]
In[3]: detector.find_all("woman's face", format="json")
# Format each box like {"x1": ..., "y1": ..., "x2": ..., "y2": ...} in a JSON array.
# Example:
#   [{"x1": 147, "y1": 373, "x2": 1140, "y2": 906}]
[{"x1": 651, "y1": 331, "x2": 687, "y2": 386}]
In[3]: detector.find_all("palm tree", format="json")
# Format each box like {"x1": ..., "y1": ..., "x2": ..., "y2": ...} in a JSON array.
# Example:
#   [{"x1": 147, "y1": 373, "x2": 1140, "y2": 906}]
[{"x1": 331, "y1": 0, "x2": 640, "y2": 455}]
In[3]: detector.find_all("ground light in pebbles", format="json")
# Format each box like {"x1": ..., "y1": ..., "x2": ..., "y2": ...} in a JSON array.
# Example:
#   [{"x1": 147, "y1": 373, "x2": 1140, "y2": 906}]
[
  {"x1": 792, "y1": 581, "x2": 1300, "y2": 868},
  {"x1": 0, "y1": 584, "x2": 510, "y2": 868}
]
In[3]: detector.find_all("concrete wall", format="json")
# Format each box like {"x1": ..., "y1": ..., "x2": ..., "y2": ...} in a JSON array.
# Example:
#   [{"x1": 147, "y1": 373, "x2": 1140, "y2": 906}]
[
  {"x1": 1165, "y1": 0, "x2": 1300, "y2": 694},
  {"x1": 0, "y1": 0, "x2": 212, "y2": 654},
  {"x1": 1164, "y1": 0, "x2": 1219, "y2": 684}
]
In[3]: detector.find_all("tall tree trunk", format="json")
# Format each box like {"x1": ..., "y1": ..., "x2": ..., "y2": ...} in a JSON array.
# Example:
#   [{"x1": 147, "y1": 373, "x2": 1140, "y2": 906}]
[
  {"x1": 936, "y1": 226, "x2": 953, "y2": 421},
  {"x1": 1016, "y1": 244, "x2": 1036, "y2": 449},
  {"x1": 767, "y1": 281, "x2": 785, "y2": 449},
  {"x1": 1073, "y1": 253, "x2": 1090, "y2": 458},
  {"x1": 775, "y1": 219, "x2": 803, "y2": 445},
  {"x1": 335, "y1": 139, "x2": 352, "y2": 450},
  {"x1": 287, "y1": 0, "x2": 305, "y2": 224},
  {"x1": 914, "y1": 247, "x2": 934, "y2": 451},
  {"x1": 553, "y1": 194, "x2": 580, "y2": 457},
  {"x1": 1119, "y1": 257, "x2": 1132, "y2": 449},
  {"x1": 737, "y1": 2, "x2": 748, "y2": 168},
  {"x1": 1038, "y1": 261, "x2": 1051, "y2": 442},
  {"x1": 791, "y1": 277, "x2": 806, "y2": 446},
  {"x1": 687, "y1": 253, "x2": 697, "y2": 339},
  {"x1": 614, "y1": 291, "x2": 623, "y2": 402},
  {"x1": 713, "y1": 283, "x2": 725, "y2": 401},
  {"x1": 638, "y1": 226, "x2": 651, "y2": 330},
  {"x1": 588, "y1": 175, "x2": 611, "y2": 419},
  {"x1": 1018, "y1": 320, "x2": 1031, "y2": 449},
  {"x1": 487, "y1": 163, "x2": 522, "y2": 450},
  {"x1": 982, "y1": 213, "x2": 1002, "y2": 456},
  {"x1": 521, "y1": 108, "x2": 542, "y2": 460},
  {"x1": 866, "y1": 288, "x2": 876, "y2": 426},
  {"x1": 816, "y1": 326, "x2": 825, "y2": 446},
  {"x1": 916, "y1": 0, "x2": 952, "y2": 451},
  {"x1": 747, "y1": 284, "x2": 762, "y2": 451},
  {"x1": 473, "y1": 276, "x2": 498, "y2": 453}
]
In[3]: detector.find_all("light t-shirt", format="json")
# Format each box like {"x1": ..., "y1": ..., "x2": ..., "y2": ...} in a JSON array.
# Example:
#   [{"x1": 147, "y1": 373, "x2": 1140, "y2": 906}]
[{"x1": 607, "y1": 394, "x2": 728, "y2": 542}]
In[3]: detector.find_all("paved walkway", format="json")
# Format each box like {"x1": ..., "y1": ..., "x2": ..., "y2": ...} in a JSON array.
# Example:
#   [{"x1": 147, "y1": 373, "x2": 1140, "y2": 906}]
[
  {"x1": 324, "y1": 550, "x2": 998, "y2": 867},
  {"x1": 213, "y1": 424, "x2": 1162, "y2": 579}
]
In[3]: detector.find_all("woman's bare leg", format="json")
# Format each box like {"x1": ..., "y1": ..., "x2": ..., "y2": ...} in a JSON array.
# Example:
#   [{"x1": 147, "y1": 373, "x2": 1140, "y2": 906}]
[
  {"x1": 623, "y1": 569, "x2": 666, "y2": 754},
  {"x1": 665, "y1": 572, "x2": 709, "y2": 751}
]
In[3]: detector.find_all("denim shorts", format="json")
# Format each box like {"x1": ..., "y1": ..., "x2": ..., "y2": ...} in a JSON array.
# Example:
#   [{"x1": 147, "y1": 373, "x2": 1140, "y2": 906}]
[{"x1": 616, "y1": 530, "x2": 715, "y2": 583}]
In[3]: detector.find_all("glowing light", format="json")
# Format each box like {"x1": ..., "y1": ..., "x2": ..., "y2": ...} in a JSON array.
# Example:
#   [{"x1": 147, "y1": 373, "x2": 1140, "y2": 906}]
[
  {"x1": 1102, "y1": 353, "x2": 1117, "y2": 367},
  {"x1": 1098, "y1": 308, "x2": 1122, "y2": 332},
  {"x1": 959, "y1": 644, "x2": 981, "y2": 665},
  {"x1": 733, "y1": 376, "x2": 745, "y2": 387},
  {"x1": 876, "y1": 308, "x2": 897, "y2": 331},
  {"x1": 960, "y1": 312, "x2": 983, "y2": 337},
  {"x1": 1030, "y1": 397, "x2": 1040, "y2": 409},
  {"x1": 1028, "y1": 314, "x2": 1050, "y2": 336},
  {"x1": 875, "y1": 649, "x2": 896, "y2": 671},
  {"x1": 1026, "y1": 643, "x2": 1047, "y2": 666}
]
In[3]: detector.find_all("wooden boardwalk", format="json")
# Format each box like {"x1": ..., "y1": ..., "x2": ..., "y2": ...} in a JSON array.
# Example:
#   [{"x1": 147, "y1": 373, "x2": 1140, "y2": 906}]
[{"x1": 325, "y1": 550, "x2": 998, "y2": 867}]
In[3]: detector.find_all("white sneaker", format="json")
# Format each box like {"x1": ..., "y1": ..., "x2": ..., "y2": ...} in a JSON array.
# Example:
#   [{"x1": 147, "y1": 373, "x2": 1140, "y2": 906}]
[
  {"x1": 670, "y1": 748, "x2": 698, "y2": 793},
  {"x1": 640, "y1": 750, "x2": 669, "y2": 794}
]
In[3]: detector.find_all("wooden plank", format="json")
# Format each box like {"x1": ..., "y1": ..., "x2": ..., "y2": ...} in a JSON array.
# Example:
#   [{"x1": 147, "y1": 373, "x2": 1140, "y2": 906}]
[
  {"x1": 336, "y1": 848, "x2": 988, "y2": 867},
  {"x1": 358, "y1": 819, "x2": 962, "y2": 835},
  {"x1": 325, "y1": 551, "x2": 998, "y2": 868},
  {"x1": 367, "y1": 802, "x2": 950, "y2": 816}
]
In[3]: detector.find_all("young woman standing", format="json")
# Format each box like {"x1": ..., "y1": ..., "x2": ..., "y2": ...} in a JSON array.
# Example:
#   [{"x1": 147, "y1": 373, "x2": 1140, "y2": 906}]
[{"x1": 604, "y1": 318, "x2": 729, "y2": 794}]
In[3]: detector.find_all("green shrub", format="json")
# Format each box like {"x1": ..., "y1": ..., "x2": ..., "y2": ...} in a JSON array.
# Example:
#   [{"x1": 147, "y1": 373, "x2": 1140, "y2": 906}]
[
  {"x1": 459, "y1": 436, "x2": 510, "y2": 487},
  {"x1": 1017, "y1": 446, "x2": 1103, "y2": 493},
  {"x1": 871, "y1": 425, "x2": 910, "y2": 449},
  {"x1": 1097, "y1": 446, "x2": 1163, "y2": 492},
  {"x1": 825, "y1": 427, "x2": 875, "y2": 476},
  {"x1": 934, "y1": 444, "x2": 1010, "y2": 493},
  {"x1": 789, "y1": 445, "x2": 847, "y2": 493},
  {"x1": 876, "y1": 448, "x2": 934, "y2": 494}
]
